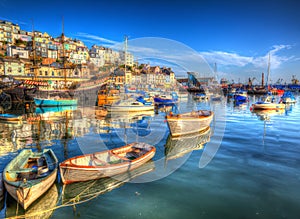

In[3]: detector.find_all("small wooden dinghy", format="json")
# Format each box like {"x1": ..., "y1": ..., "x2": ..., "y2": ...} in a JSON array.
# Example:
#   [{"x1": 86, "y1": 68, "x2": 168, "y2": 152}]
[
  {"x1": 59, "y1": 142, "x2": 156, "y2": 184},
  {"x1": 166, "y1": 110, "x2": 214, "y2": 137},
  {"x1": 3, "y1": 149, "x2": 58, "y2": 210}
]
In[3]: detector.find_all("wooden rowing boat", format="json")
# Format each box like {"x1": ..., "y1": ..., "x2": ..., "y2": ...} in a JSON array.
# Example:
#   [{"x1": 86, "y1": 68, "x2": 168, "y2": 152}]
[
  {"x1": 166, "y1": 110, "x2": 214, "y2": 137},
  {"x1": 59, "y1": 142, "x2": 156, "y2": 184},
  {"x1": 3, "y1": 149, "x2": 58, "y2": 210},
  {"x1": 5, "y1": 184, "x2": 59, "y2": 219}
]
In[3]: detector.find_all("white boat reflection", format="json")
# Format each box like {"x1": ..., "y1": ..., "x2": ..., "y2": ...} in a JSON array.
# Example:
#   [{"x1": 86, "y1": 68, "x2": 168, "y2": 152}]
[
  {"x1": 5, "y1": 184, "x2": 59, "y2": 219},
  {"x1": 165, "y1": 127, "x2": 211, "y2": 160},
  {"x1": 252, "y1": 109, "x2": 285, "y2": 121},
  {"x1": 61, "y1": 161, "x2": 155, "y2": 206}
]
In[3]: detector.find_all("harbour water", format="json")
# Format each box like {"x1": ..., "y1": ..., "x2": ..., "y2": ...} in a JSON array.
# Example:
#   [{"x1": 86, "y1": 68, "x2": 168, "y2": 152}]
[{"x1": 0, "y1": 94, "x2": 300, "y2": 219}]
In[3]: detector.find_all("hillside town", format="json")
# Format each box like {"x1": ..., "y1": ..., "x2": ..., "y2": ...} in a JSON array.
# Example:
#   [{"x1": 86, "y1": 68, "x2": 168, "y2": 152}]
[{"x1": 0, "y1": 20, "x2": 177, "y2": 89}]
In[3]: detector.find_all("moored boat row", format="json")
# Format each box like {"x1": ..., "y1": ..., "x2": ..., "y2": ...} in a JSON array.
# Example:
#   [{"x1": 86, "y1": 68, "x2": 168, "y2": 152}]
[{"x1": 2, "y1": 142, "x2": 156, "y2": 209}]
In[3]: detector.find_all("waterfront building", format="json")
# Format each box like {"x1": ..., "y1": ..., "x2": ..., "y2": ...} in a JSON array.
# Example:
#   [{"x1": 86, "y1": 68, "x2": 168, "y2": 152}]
[
  {"x1": 0, "y1": 57, "x2": 24, "y2": 76},
  {"x1": 113, "y1": 68, "x2": 125, "y2": 86}
]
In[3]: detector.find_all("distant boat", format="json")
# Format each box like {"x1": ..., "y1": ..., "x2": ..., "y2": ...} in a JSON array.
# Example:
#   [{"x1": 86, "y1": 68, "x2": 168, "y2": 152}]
[
  {"x1": 3, "y1": 149, "x2": 58, "y2": 209},
  {"x1": 193, "y1": 93, "x2": 208, "y2": 101},
  {"x1": 59, "y1": 142, "x2": 156, "y2": 184},
  {"x1": 34, "y1": 97, "x2": 78, "y2": 107},
  {"x1": 166, "y1": 110, "x2": 214, "y2": 137},
  {"x1": 136, "y1": 96, "x2": 153, "y2": 105},
  {"x1": 154, "y1": 92, "x2": 178, "y2": 105},
  {"x1": 251, "y1": 95, "x2": 285, "y2": 110},
  {"x1": 234, "y1": 90, "x2": 248, "y2": 102},
  {"x1": 0, "y1": 113, "x2": 23, "y2": 122},
  {"x1": 106, "y1": 99, "x2": 154, "y2": 112},
  {"x1": 280, "y1": 91, "x2": 296, "y2": 104},
  {"x1": 97, "y1": 89, "x2": 120, "y2": 106}
]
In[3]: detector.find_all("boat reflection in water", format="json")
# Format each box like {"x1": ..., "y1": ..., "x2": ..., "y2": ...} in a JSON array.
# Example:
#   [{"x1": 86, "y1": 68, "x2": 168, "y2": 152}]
[
  {"x1": 165, "y1": 127, "x2": 211, "y2": 161},
  {"x1": 251, "y1": 109, "x2": 285, "y2": 121},
  {"x1": 251, "y1": 109, "x2": 286, "y2": 144},
  {"x1": 5, "y1": 184, "x2": 59, "y2": 219},
  {"x1": 61, "y1": 161, "x2": 155, "y2": 206}
]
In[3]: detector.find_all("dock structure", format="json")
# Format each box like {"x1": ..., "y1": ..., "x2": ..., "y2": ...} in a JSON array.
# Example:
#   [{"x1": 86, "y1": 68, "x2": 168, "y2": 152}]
[{"x1": 186, "y1": 72, "x2": 215, "y2": 92}]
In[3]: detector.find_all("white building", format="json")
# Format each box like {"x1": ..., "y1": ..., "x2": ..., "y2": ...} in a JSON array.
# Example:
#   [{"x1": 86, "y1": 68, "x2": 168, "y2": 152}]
[{"x1": 6, "y1": 45, "x2": 29, "y2": 59}]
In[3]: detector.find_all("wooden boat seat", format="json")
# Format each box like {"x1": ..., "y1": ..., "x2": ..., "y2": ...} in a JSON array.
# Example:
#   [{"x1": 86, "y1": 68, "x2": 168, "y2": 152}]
[
  {"x1": 109, "y1": 151, "x2": 130, "y2": 161},
  {"x1": 91, "y1": 155, "x2": 107, "y2": 166}
]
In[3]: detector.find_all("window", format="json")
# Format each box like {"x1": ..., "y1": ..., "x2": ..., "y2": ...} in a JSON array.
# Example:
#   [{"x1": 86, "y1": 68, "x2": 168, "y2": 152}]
[
  {"x1": 39, "y1": 70, "x2": 42, "y2": 75},
  {"x1": 52, "y1": 71, "x2": 54, "y2": 76},
  {"x1": 45, "y1": 71, "x2": 48, "y2": 76}
]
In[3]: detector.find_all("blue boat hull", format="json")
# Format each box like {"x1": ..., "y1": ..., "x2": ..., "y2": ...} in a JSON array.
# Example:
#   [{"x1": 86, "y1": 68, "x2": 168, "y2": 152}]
[
  {"x1": 34, "y1": 98, "x2": 78, "y2": 107},
  {"x1": 154, "y1": 97, "x2": 177, "y2": 105},
  {"x1": 234, "y1": 95, "x2": 247, "y2": 102}
]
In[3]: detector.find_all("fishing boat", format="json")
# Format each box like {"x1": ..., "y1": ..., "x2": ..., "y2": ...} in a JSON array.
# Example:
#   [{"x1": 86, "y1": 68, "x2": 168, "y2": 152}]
[
  {"x1": 34, "y1": 97, "x2": 78, "y2": 107},
  {"x1": 153, "y1": 92, "x2": 178, "y2": 105},
  {"x1": 97, "y1": 89, "x2": 120, "y2": 106},
  {"x1": 251, "y1": 95, "x2": 285, "y2": 110},
  {"x1": 106, "y1": 99, "x2": 154, "y2": 112},
  {"x1": 0, "y1": 113, "x2": 23, "y2": 122},
  {"x1": 59, "y1": 142, "x2": 156, "y2": 184},
  {"x1": 136, "y1": 96, "x2": 153, "y2": 105},
  {"x1": 166, "y1": 110, "x2": 214, "y2": 137},
  {"x1": 3, "y1": 149, "x2": 58, "y2": 210},
  {"x1": 165, "y1": 127, "x2": 211, "y2": 161},
  {"x1": 280, "y1": 91, "x2": 297, "y2": 104},
  {"x1": 193, "y1": 93, "x2": 208, "y2": 101},
  {"x1": 34, "y1": 93, "x2": 78, "y2": 107},
  {"x1": 233, "y1": 90, "x2": 248, "y2": 102}
]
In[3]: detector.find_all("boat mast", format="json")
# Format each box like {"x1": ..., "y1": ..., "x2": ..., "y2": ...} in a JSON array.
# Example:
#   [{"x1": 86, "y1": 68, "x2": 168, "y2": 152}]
[
  {"x1": 124, "y1": 35, "x2": 128, "y2": 84},
  {"x1": 266, "y1": 52, "x2": 270, "y2": 88}
]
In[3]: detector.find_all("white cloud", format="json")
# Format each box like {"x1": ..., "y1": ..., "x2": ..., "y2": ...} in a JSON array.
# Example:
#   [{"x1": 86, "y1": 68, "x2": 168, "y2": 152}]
[
  {"x1": 200, "y1": 44, "x2": 295, "y2": 70},
  {"x1": 76, "y1": 32, "x2": 119, "y2": 45},
  {"x1": 200, "y1": 51, "x2": 253, "y2": 67}
]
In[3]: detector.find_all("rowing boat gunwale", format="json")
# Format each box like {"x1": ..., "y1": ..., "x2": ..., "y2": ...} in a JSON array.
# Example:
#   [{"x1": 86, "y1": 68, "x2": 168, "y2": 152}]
[{"x1": 59, "y1": 143, "x2": 156, "y2": 169}]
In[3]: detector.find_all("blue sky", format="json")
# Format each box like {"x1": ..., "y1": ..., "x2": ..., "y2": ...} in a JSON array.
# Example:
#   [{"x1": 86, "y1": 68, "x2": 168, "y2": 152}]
[{"x1": 1, "y1": 0, "x2": 300, "y2": 83}]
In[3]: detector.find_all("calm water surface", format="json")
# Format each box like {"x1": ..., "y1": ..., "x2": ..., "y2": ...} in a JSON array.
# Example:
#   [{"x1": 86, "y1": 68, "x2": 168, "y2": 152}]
[{"x1": 0, "y1": 94, "x2": 300, "y2": 219}]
